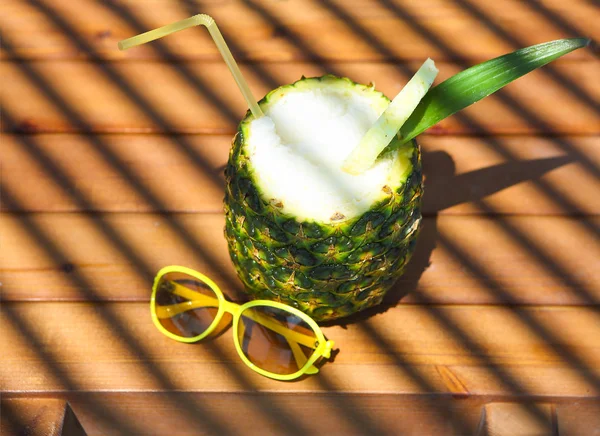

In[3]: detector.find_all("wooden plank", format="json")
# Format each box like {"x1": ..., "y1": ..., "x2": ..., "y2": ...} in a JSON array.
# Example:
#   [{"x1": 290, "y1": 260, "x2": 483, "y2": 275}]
[
  {"x1": 556, "y1": 402, "x2": 600, "y2": 436},
  {"x1": 69, "y1": 394, "x2": 483, "y2": 436},
  {"x1": 1, "y1": 60, "x2": 598, "y2": 135},
  {"x1": 2, "y1": 302, "x2": 599, "y2": 397},
  {"x1": 1, "y1": 0, "x2": 598, "y2": 62},
  {"x1": 0, "y1": 134, "x2": 228, "y2": 214},
  {"x1": 481, "y1": 402, "x2": 555, "y2": 436},
  {"x1": 2, "y1": 213, "x2": 600, "y2": 306},
  {"x1": 3, "y1": 396, "x2": 598, "y2": 436},
  {"x1": 3, "y1": 394, "x2": 485, "y2": 436},
  {"x1": 0, "y1": 399, "x2": 87, "y2": 436},
  {"x1": 2, "y1": 134, "x2": 599, "y2": 215},
  {"x1": 478, "y1": 402, "x2": 600, "y2": 436},
  {"x1": 477, "y1": 401, "x2": 600, "y2": 436}
]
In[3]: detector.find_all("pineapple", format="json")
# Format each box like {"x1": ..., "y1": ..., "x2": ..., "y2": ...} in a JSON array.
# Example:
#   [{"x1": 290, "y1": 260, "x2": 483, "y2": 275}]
[
  {"x1": 116, "y1": 15, "x2": 589, "y2": 323},
  {"x1": 224, "y1": 75, "x2": 423, "y2": 322}
]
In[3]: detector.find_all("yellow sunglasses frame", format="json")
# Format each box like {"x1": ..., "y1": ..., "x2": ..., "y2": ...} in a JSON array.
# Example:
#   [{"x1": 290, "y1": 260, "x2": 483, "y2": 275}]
[{"x1": 150, "y1": 265, "x2": 335, "y2": 381}]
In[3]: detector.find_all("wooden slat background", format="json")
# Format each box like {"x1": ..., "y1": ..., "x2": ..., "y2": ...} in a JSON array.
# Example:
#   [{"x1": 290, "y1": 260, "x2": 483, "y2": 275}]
[
  {"x1": 2, "y1": 0, "x2": 599, "y2": 62},
  {"x1": 1, "y1": 0, "x2": 599, "y2": 434},
  {"x1": 3, "y1": 134, "x2": 600, "y2": 214},
  {"x1": 3, "y1": 214, "x2": 600, "y2": 305},
  {"x1": 2, "y1": 60, "x2": 599, "y2": 134}
]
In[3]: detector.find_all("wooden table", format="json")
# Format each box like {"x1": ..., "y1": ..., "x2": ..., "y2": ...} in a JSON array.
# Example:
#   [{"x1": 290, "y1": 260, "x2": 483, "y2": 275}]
[{"x1": 2, "y1": 1, "x2": 599, "y2": 434}]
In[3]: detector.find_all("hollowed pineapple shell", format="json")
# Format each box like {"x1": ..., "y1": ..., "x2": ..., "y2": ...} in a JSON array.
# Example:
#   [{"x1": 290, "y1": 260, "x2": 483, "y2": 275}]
[{"x1": 224, "y1": 76, "x2": 423, "y2": 322}]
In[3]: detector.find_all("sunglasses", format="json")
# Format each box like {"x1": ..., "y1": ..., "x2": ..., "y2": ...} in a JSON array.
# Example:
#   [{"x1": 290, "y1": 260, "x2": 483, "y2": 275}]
[{"x1": 151, "y1": 266, "x2": 335, "y2": 381}]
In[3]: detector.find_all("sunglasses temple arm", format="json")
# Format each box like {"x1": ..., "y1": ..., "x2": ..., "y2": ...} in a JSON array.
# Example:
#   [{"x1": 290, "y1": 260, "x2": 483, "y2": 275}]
[
  {"x1": 167, "y1": 283, "x2": 320, "y2": 350},
  {"x1": 240, "y1": 312, "x2": 318, "y2": 374},
  {"x1": 154, "y1": 299, "x2": 219, "y2": 319},
  {"x1": 169, "y1": 282, "x2": 221, "y2": 302},
  {"x1": 155, "y1": 283, "x2": 222, "y2": 319},
  {"x1": 289, "y1": 341, "x2": 319, "y2": 374},
  {"x1": 157, "y1": 300, "x2": 320, "y2": 371},
  {"x1": 242, "y1": 310, "x2": 318, "y2": 349},
  {"x1": 244, "y1": 311, "x2": 322, "y2": 373},
  {"x1": 162, "y1": 283, "x2": 327, "y2": 368},
  {"x1": 154, "y1": 285, "x2": 219, "y2": 319}
]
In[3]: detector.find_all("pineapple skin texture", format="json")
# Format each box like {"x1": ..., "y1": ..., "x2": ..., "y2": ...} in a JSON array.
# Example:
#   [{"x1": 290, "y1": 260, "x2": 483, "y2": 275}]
[{"x1": 223, "y1": 76, "x2": 423, "y2": 322}]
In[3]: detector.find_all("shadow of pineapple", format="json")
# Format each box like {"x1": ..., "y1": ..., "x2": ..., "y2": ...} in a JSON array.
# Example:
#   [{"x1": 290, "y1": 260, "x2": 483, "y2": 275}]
[{"x1": 325, "y1": 149, "x2": 573, "y2": 326}]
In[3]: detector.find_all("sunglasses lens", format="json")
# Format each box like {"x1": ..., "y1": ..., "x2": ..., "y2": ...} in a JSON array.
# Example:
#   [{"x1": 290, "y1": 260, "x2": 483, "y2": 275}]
[
  {"x1": 237, "y1": 305, "x2": 319, "y2": 376},
  {"x1": 154, "y1": 271, "x2": 220, "y2": 338}
]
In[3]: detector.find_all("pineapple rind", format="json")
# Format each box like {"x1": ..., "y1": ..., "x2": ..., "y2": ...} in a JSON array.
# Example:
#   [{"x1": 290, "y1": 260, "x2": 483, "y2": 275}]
[{"x1": 224, "y1": 75, "x2": 423, "y2": 322}]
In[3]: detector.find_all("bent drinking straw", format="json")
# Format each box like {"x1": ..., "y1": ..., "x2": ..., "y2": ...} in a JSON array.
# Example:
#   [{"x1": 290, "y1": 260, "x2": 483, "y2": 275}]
[{"x1": 118, "y1": 14, "x2": 263, "y2": 119}]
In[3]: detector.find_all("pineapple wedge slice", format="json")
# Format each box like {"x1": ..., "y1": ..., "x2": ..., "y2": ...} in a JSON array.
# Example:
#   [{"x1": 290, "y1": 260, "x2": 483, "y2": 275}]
[{"x1": 342, "y1": 58, "x2": 438, "y2": 175}]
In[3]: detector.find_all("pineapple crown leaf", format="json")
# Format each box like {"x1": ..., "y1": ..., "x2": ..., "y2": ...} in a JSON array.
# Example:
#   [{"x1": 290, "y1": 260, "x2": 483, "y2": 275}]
[{"x1": 396, "y1": 38, "x2": 591, "y2": 145}]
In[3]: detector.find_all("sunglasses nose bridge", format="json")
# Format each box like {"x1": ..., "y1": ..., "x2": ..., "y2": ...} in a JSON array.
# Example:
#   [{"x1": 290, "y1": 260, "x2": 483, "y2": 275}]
[{"x1": 220, "y1": 299, "x2": 242, "y2": 316}]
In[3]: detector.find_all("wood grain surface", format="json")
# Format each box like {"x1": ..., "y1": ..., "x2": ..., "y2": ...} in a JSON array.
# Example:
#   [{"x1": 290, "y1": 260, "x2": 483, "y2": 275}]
[
  {"x1": 2, "y1": 213, "x2": 600, "y2": 305},
  {"x1": 2, "y1": 0, "x2": 598, "y2": 62},
  {"x1": 3, "y1": 302, "x2": 600, "y2": 396},
  {"x1": 2, "y1": 0, "x2": 599, "y2": 434},
  {"x1": 0, "y1": 399, "x2": 86, "y2": 436},
  {"x1": 2, "y1": 134, "x2": 599, "y2": 214},
  {"x1": 2, "y1": 396, "x2": 597, "y2": 436},
  {"x1": 2, "y1": 60, "x2": 598, "y2": 135}
]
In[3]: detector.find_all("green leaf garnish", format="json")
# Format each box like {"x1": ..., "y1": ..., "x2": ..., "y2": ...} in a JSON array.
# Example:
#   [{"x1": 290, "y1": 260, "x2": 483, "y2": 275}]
[{"x1": 398, "y1": 38, "x2": 590, "y2": 144}]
